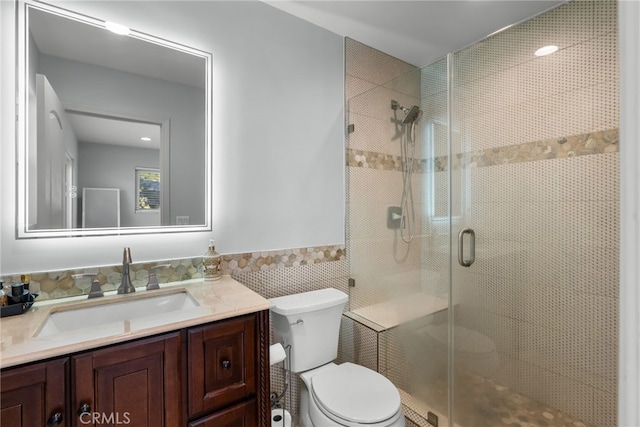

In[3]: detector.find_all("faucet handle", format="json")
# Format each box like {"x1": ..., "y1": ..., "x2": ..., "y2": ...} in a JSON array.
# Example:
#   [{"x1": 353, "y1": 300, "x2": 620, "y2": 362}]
[
  {"x1": 147, "y1": 264, "x2": 171, "y2": 291},
  {"x1": 72, "y1": 273, "x2": 103, "y2": 299}
]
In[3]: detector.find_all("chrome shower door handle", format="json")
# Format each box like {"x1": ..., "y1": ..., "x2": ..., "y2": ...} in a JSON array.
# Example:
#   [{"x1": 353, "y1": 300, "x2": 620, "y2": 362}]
[{"x1": 458, "y1": 228, "x2": 476, "y2": 267}]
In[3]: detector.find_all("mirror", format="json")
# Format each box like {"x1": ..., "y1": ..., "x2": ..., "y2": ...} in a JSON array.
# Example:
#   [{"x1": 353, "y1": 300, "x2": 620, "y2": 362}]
[{"x1": 16, "y1": 1, "x2": 212, "y2": 238}]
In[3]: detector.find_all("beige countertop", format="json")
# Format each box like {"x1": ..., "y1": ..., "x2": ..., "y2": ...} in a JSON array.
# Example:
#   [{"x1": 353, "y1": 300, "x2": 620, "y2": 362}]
[{"x1": 0, "y1": 276, "x2": 270, "y2": 369}]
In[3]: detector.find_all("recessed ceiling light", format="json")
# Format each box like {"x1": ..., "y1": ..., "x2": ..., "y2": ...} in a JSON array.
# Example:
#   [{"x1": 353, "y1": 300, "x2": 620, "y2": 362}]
[
  {"x1": 105, "y1": 21, "x2": 130, "y2": 36},
  {"x1": 535, "y1": 45, "x2": 559, "y2": 57},
  {"x1": 140, "y1": 137, "x2": 152, "y2": 142}
]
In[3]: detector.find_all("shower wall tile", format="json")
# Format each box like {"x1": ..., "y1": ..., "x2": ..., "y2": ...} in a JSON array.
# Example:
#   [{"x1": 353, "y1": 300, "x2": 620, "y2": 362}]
[
  {"x1": 347, "y1": 110, "x2": 399, "y2": 154},
  {"x1": 346, "y1": 38, "x2": 417, "y2": 89},
  {"x1": 345, "y1": 74, "x2": 377, "y2": 101},
  {"x1": 454, "y1": 29, "x2": 618, "y2": 153},
  {"x1": 456, "y1": 30, "x2": 617, "y2": 119},
  {"x1": 593, "y1": 79, "x2": 620, "y2": 131},
  {"x1": 346, "y1": 37, "x2": 423, "y2": 317},
  {"x1": 524, "y1": 245, "x2": 619, "y2": 298},
  {"x1": 593, "y1": 389, "x2": 617, "y2": 427},
  {"x1": 453, "y1": 0, "x2": 607, "y2": 85},
  {"x1": 593, "y1": 0, "x2": 618, "y2": 36}
]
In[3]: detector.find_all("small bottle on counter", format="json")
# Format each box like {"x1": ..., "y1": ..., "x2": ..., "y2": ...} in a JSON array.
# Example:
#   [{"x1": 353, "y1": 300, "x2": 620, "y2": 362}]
[
  {"x1": 21, "y1": 274, "x2": 30, "y2": 291},
  {"x1": 0, "y1": 280, "x2": 7, "y2": 307},
  {"x1": 203, "y1": 239, "x2": 221, "y2": 281}
]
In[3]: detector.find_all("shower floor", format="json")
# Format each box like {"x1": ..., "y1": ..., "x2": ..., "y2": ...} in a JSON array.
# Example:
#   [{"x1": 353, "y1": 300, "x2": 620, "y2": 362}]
[{"x1": 399, "y1": 371, "x2": 592, "y2": 427}]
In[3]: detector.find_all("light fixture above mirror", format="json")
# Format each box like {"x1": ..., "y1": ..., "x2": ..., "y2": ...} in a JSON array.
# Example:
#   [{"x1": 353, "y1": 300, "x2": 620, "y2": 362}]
[{"x1": 16, "y1": 0, "x2": 212, "y2": 238}]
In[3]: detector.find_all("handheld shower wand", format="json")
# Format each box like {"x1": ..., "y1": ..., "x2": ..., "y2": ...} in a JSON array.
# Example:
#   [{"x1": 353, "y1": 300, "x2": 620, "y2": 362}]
[{"x1": 391, "y1": 100, "x2": 420, "y2": 243}]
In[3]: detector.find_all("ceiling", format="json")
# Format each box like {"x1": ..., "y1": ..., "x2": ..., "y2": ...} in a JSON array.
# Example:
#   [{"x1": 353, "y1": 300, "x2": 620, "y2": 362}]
[
  {"x1": 66, "y1": 112, "x2": 161, "y2": 150},
  {"x1": 263, "y1": 0, "x2": 566, "y2": 67}
]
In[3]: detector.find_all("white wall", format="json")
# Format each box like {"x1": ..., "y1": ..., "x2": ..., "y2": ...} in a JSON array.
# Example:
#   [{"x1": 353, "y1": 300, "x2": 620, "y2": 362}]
[
  {"x1": 0, "y1": 0, "x2": 344, "y2": 273},
  {"x1": 619, "y1": 1, "x2": 640, "y2": 425}
]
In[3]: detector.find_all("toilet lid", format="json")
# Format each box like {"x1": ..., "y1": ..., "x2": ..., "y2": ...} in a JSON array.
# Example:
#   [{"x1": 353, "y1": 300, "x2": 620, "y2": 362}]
[{"x1": 311, "y1": 362, "x2": 401, "y2": 424}]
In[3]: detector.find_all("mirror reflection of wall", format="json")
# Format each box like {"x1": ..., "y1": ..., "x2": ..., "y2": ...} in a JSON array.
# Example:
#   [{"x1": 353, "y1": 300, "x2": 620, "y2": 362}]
[
  {"x1": 24, "y1": 3, "x2": 209, "y2": 234},
  {"x1": 72, "y1": 112, "x2": 161, "y2": 228}
]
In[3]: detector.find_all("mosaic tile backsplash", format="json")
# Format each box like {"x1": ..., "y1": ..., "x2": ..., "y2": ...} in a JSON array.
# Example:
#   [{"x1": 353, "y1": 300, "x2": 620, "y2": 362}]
[{"x1": 3, "y1": 245, "x2": 346, "y2": 301}]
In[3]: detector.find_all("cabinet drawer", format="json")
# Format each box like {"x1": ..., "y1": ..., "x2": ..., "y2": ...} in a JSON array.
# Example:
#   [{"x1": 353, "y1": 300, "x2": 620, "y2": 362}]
[
  {"x1": 188, "y1": 314, "x2": 256, "y2": 417},
  {"x1": 187, "y1": 399, "x2": 256, "y2": 427}
]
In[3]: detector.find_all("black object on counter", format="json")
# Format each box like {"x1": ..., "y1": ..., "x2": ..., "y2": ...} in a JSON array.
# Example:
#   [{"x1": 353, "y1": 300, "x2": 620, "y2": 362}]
[{"x1": 0, "y1": 292, "x2": 37, "y2": 317}]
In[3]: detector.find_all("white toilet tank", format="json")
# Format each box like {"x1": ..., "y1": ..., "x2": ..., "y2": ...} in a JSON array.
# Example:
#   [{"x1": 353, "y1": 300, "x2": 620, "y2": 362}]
[{"x1": 269, "y1": 288, "x2": 348, "y2": 373}]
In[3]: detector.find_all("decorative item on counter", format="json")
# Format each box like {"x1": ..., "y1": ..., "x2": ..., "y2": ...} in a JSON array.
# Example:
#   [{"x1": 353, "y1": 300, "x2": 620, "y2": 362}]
[
  {"x1": 0, "y1": 280, "x2": 8, "y2": 307},
  {"x1": 0, "y1": 280, "x2": 37, "y2": 317},
  {"x1": 203, "y1": 239, "x2": 222, "y2": 281},
  {"x1": 20, "y1": 274, "x2": 30, "y2": 291}
]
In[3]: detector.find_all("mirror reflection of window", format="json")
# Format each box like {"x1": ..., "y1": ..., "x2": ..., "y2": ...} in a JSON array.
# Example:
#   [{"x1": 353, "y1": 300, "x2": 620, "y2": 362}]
[{"x1": 136, "y1": 168, "x2": 160, "y2": 212}]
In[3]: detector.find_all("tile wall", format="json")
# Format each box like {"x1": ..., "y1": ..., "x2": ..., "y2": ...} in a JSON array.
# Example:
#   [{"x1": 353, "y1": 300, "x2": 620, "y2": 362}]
[
  {"x1": 346, "y1": 1, "x2": 619, "y2": 426},
  {"x1": 345, "y1": 38, "x2": 423, "y2": 310}
]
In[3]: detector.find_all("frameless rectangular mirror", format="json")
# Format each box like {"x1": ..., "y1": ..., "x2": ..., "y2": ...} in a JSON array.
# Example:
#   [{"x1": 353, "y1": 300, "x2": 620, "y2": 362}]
[{"x1": 16, "y1": 1, "x2": 212, "y2": 238}]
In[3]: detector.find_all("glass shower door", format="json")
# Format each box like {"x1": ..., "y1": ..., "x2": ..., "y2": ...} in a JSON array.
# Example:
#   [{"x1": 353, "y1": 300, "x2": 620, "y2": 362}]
[{"x1": 447, "y1": 1, "x2": 619, "y2": 426}]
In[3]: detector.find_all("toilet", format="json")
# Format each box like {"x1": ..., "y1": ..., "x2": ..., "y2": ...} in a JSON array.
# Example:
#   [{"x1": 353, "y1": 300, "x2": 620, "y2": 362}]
[{"x1": 269, "y1": 288, "x2": 405, "y2": 427}]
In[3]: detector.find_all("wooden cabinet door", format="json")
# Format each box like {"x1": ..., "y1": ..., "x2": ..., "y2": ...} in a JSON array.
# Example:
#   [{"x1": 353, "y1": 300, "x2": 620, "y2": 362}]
[
  {"x1": 0, "y1": 358, "x2": 68, "y2": 427},
  {"x1": 71, "y1": 332, "x2": 182, "y2": 427},
  {"x1": 187, "y1": 399, "x2": 256, "y2": 427},
  {"x1": 188, "y1": 314, "x2": 257, "y2": 417}
]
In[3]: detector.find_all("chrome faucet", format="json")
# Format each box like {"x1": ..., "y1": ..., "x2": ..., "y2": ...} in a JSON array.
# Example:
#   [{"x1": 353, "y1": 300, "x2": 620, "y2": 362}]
[{"x1": 117, "y1": 247, "x2": 136, "y2": 294}]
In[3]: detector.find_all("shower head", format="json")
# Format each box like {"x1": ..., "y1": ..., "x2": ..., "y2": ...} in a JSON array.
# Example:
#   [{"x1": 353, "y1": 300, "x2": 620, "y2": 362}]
[
  {"x1": 402, "y1": 105, "x2": 420, "y2": 125},
  {"x1": 391, "y1": 100, "x2": 421, "y2": 125}
]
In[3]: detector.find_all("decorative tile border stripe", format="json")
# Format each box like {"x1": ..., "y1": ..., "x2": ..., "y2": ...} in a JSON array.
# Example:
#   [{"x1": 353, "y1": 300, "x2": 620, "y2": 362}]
[
  {"x1": 347, "y1": 128, "x2": 619, "y2": 172},
  {"x1": 463, "y1": 128, "x2": 619, "y2": 168},
  {"x1": 2, "y1": 245, "x2": 346, "y2": 302},
  {"x1": 347, "y1": 148, "x2": 427, "y2": 173},
  {"x1": 219, "y1": 245, "x2": 346, "y2": 274}
]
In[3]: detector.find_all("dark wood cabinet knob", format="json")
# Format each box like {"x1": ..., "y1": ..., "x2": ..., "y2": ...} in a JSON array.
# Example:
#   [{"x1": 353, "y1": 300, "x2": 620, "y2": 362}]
[
  {"x1": 221, "y1": 360, "x2": 231, "y2": 370},
  {"x1": 77, "y1": 403, "x2": 91, "y2": 416},
  {"x1": 47, "y1": 412, "x2": 63, "y2": 426}
]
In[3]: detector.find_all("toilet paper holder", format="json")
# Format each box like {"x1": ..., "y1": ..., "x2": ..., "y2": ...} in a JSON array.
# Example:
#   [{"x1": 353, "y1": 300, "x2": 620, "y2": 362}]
[
  {"x1": 269, "y1": 343, "x2": 287, "y2": 366},
  {"x1": 269, "y1": 342, "x2": 291, "y2": 410}
]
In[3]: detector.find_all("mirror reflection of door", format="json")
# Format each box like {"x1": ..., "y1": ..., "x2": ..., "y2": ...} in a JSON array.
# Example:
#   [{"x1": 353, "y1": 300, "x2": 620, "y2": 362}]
[
  {"x1": 35, "y1": 74, "x2": 70, "y2": 229},
  {"x1": 63, "y1": 152, "x2": 75, "y2": 229}
]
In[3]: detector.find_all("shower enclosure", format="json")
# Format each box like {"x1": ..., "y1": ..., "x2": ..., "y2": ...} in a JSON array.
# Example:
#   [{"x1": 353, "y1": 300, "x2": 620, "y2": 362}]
[{"x1": 345, "y1": 1, "x2": 618, "y2": 426}]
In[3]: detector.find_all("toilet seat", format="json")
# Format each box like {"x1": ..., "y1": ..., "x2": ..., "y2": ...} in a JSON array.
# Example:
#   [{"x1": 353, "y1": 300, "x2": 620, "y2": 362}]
[{"x1": 310, "y1": 362, "x2": 402, "y2": 425}]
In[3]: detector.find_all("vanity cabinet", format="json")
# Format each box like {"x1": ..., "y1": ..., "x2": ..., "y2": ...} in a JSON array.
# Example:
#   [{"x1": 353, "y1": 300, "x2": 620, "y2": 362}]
[
  {"x1": 71, "y1": 331, "x2": 182, "y2": 427},
  {"x1": 187, "y1": 399, "x2": 256, "y2": 427},
  {"x1": 0, "y1": 358, "x2": 68, "y2": 427},
  {"x1": 0, "y1": 310, "x2": 270, "y2": 427},
  {"x1": 187, "y1": 313, "x2": 266, "y2": 425}
]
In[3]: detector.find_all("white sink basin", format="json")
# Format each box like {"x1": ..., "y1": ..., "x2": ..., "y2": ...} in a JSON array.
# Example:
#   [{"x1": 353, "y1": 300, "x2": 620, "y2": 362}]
[{"x1": 35, "y1": 288, "x2": 200, "y2": 338}]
